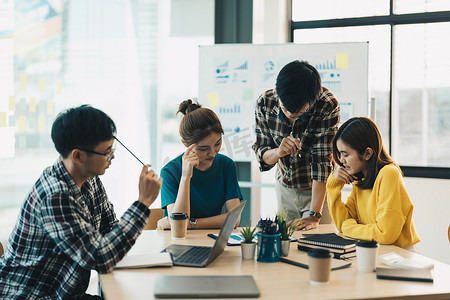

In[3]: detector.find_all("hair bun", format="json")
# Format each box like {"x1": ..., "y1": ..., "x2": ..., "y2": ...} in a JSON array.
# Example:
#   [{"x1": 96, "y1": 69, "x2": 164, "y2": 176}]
[{"x1": 177, "y1": 99, "x2": 202, "y2": 115}]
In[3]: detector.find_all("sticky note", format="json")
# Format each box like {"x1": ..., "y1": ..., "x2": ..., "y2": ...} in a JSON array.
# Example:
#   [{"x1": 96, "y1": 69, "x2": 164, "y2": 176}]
[
  {"x1": 20, "y1": 74, "x2": 27, "y2": 90},
  {"x1": 9, "y1": 96, "x2": 15, "y2": 111},
  {"x1": 29, "y1": 97, "x2": 36, "y2": 112},
  {"x1": 242, "y1": 88, "x2": 253, "y2": 100},
  {"x1": 336, "y1": 53, "x2": 348, "y2": 69},
  {"x1": 38, "y1": 116, "x2": 45, "y2": 132},
  {"x1": 19, "y1": 98, "x2": 26, "y2": 111},
  {"x1": 47, "y1": 100, "x2": 53, "y2": 115},
  {"x1": 207, "y1": 92, "x2": 220, "y2": 108},
  {"x1": 39, "y1": 78, "x2": 45, "y2": 92},
  {"x1": 19, "y1": 115, "x2": 26, "y2": 131},
  {"x1": 0, "y1": 112, "x2": 6, "y2": 127},
  {"x1": 9, "y1": 115, "x2": 15, "y2": 126},
  {"x1": 56, "y1": 81, "x2": 62, "y2": 94}
]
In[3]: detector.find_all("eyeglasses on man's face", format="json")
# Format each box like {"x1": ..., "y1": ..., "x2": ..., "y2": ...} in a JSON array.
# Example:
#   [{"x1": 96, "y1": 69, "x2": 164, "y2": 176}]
[{"x1": 78, "y1": 142, "x2": 116, "y2": 162}]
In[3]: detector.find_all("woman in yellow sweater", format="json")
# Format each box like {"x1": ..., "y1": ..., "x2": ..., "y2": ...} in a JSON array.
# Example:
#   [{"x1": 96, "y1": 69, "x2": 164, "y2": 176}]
[{"x1": 326, "y1": 117, "x2": 420, "y2": 249}]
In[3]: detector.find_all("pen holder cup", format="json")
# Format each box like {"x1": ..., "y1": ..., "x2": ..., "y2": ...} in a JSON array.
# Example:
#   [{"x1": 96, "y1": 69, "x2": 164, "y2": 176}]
[{"x1": 256, "y1": 233, "x2": 281, "y2": 263}]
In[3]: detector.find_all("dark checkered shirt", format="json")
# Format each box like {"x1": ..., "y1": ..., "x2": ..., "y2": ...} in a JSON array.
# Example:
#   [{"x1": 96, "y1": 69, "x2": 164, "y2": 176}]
[
  {"x1": 252, "y1": 87, "x2": 340, "y2": 189},
  {"x1": 0, "y1": 158, "x2": 150, "y2": 299}
]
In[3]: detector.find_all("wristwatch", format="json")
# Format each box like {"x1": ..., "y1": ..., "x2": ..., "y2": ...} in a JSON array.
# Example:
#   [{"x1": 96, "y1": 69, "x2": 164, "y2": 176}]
[
  {"x1": 189, "y1": 217, "x2": 197, "y2": 229},
  {"x1": 309, "y1": 211, "x2": 322, "y2": 219}
]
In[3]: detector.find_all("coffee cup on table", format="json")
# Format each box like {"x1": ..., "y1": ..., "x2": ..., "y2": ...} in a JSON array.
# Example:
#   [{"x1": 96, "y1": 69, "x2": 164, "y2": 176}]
[
  {"x1": 170, "y1": 213, "x2": 188, "y2": 239},
  {"x1": 355, "y1": 239, "x2": 379, "y2": 272},
  {"x1": 308, "y1": 249, "x2": 332, "y2": 285}
]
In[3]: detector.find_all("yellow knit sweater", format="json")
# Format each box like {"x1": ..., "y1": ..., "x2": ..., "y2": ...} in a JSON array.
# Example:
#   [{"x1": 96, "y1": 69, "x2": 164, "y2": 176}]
[{"x1": 326, "y1": 164, "x2": 420, "y2": 248}]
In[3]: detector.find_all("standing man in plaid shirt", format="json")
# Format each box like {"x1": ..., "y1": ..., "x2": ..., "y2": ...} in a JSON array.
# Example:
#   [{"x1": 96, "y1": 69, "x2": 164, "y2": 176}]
[
  {"x1": 0, "y1": 105, "x2": 162, "y2": 299},
  {"x1": 252, "y1": 60, "x2": 340, "y2": 230}
]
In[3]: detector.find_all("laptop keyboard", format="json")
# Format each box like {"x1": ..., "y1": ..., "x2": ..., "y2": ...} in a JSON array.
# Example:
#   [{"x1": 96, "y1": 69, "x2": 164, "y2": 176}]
[{"x1": 176, "y1": 246, "x2": 212, "y2": 264}]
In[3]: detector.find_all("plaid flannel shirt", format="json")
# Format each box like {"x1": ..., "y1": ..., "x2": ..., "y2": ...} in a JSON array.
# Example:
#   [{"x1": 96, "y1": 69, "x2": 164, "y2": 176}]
[
  {"x1": 0, "y1": 158, "x2": 150, "y2": 299},
  {"x1": 252, "y1": 87, "x2": 340, "y2": 189}
]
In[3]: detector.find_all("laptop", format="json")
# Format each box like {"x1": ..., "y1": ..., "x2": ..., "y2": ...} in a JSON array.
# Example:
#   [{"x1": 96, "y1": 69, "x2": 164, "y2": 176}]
[
  {"x1": 162, "y1": 200, "x2": 246, "y2": 267},
  {"x1": 154, "y1": 275, "x2": 260, "y2": 298}
]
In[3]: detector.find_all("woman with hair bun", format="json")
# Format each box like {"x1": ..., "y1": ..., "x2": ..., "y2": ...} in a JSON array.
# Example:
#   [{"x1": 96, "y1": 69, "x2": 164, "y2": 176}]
[{"x1": 157, "y1": 100, "x2": 243, "y2": 230}]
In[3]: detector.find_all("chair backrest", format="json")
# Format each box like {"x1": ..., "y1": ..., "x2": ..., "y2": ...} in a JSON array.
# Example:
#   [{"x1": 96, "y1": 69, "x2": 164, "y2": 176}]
[
  {"x1": 143, "y1": 208, "x2": 164, "y2": 230},
  {"x1": 448, "y1": 225, "x2": 450, "y2": 243},
  {"x1": 0, "y1": 242, "x2": 4, "y2": 257}
]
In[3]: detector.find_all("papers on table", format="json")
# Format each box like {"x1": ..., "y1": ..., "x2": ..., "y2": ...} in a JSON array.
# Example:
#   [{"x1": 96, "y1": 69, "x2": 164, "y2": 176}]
[{"x1": 114, "y1": 252, "x2": 173, "y2": 269}]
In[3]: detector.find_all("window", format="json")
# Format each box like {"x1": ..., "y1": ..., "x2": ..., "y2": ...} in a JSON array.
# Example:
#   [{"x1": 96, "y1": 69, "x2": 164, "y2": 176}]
[{"x1": 291, "y1": 1, "x2": 450, "y2": 175}]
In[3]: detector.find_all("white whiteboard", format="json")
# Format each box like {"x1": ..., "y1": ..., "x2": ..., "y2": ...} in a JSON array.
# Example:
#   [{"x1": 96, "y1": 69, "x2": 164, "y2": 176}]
[{"x1": 198, "y1": 42, "x2": 368, "y2": 162}]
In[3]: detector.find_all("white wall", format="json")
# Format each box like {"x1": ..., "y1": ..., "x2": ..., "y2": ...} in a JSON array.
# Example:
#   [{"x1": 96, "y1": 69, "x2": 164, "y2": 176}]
[{"x1": 404, "y1": 177, "x2": 450, "y2": 264}]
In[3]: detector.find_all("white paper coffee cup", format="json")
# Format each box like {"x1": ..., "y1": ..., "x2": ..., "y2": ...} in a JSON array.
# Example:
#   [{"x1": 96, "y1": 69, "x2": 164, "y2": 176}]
[{"x1": 356, "y1": 239, "x2": 379, "y2": 272}]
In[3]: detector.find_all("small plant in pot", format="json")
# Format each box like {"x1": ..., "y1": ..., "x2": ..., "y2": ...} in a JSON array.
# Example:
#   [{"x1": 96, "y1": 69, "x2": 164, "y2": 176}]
[
  {"x1": 240, "y1": 224, "x2": 257, "y2": 260},
  {"x1": 277, "y1": 210, "x2": 301, "y2": 257}
]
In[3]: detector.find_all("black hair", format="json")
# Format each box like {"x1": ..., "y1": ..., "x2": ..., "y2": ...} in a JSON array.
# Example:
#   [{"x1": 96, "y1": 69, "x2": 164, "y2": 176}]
[
  {"x1": 275, "y1": 60, "x2": 322, "y2": 113},
  {"x1": 51, "y1": 105, "x2": 116, "y2": 158},
  {"x1": 332, "y1": 117, "x2": 399, "y2": 189},
  {"x1": 177, "y1": 99, "x2": 223, "y2": 145}
]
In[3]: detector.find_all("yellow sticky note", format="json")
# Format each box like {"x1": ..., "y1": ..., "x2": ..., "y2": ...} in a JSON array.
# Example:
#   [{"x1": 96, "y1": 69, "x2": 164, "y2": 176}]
[
  {"x1": 9, "y1": 96, "x2": 15, "y2": 111},
  {"x1": 336, "y1": 53, "x2": 348, "y2": 69},
  {"x1": 39, "y1": 78, "x2": 45, "y2": 92},
  {"x1": 38, "y1": 116, "x2": 45, "y2": 132},
  {"x1": 20, "y1": 74, "x2": 27, "y2": 90},
  {"x1": 0, "y1": 112, "x2": 6, "y2": 127},
  {"x1": 29, "y1": 97, "x2": 36, "y2": 113},
  {"x1": 19, "y1": 115, "x2": 26, "y2": 131},
  {"x1": 207, "y1": 92, "x2": 220, "y2": 108},
  {"x1": 47, "y1": 100, "x2": 53, "y2": 115},
  {"x1": 56, "y1": 81, "x2": 62, "y2": 94}
]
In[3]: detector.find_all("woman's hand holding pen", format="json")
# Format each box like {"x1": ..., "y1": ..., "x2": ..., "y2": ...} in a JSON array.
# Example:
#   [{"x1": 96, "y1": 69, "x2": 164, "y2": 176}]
[
  {"x1": 182, "y1": 144, "x2": 199, "y2": 179},
  {"x1": 276, "y1": 136, "x2": 301, "y2": 158},
  {"x1": 333, "y1": 165, "x2": 357, "y2": 184}
]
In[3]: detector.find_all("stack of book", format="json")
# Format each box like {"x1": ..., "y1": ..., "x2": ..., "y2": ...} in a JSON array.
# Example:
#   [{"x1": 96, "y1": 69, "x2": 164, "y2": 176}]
[{"x1": 297, "y1": 233, "x2": 357, "y2": 259}]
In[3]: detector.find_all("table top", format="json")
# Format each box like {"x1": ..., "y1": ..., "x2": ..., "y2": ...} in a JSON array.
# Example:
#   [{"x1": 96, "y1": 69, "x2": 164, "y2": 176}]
[{"x1": 99, "y1": 225, "x2": 450, "y2": 300}]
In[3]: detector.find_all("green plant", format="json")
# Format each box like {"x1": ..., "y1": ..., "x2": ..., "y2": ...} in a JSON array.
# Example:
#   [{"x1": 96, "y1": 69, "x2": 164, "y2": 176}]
[
  {"x1": 240, "y1": 224, "x2": 256, "y2": 243},
  {"x1": 277, "y1": 210, "x2": 301, "y2": 240}
]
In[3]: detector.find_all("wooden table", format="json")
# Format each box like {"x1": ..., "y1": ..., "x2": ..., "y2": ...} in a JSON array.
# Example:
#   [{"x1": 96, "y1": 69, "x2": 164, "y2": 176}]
[{"x1": 99, "y1": 225, "x2": 450, "y2": 299}]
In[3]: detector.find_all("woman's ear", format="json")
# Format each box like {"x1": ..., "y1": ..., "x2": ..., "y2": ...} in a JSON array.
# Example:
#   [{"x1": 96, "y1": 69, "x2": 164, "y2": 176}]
[
  {"x1": 181, "y1": 139, "x2": 188, "y2": 147},
  {"x1": 363, "y1": 147, "x2": 373, "y2": 161}
]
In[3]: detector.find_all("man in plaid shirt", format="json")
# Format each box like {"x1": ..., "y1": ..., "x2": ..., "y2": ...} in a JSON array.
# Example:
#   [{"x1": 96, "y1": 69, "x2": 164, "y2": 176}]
[
  {"x1": 252, "y1": 61, "x2": 340, "y2": 230},
  {"x1": 0, "y1": 105, "x2": 162, "y2": 299}
]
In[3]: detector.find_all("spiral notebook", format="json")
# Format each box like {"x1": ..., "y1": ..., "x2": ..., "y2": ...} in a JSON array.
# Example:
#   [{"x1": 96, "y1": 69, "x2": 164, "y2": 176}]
[
  {"x1": 298, "y1": 233, "x2": 356, "y2": 251},
  {"x1": 376, "y1": 267, "x2": 433, "y2": 283}
]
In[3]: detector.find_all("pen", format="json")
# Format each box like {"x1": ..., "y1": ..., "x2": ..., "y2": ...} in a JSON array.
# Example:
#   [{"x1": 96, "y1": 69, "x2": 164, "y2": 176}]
[{"x1": 290, "y1": 131, "x2": 302, "y2": 158}]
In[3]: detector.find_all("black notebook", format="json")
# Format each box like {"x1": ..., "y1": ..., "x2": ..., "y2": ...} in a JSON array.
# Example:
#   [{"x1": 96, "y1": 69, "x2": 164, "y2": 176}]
[
  {"x1": 376, "y1": 267, "x2": 433, "y2": 283},
  {"x1": 280, "y1": 253, "x2": 352, "y2": 271},
  {"x1": 298, "y1": 233, "x2": 356, "y2": 251}
]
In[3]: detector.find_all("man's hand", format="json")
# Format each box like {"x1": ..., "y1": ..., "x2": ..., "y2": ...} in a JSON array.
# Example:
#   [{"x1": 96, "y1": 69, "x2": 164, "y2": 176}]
[
  {"x1": 157, "y1": 216, "x2": 170, "y2": 230},
  {"x1": 276, "y1": 136, "x2": 301, "y2": 158},
  {"x1": 138, "y1": 164, "x2": 163, "y2": 207},
  {"x1": 333, "y1": 165, "x2": 357, "y2": 184},
  {"x1": 288, "y1": 215, "x2": 319, "y2": 231}
]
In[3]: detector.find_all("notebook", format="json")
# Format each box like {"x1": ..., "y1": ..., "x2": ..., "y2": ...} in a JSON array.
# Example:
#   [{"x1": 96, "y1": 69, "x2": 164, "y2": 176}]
[
  {"x1": 161, "y1": 200, "x2": 246, "y2": 267},
  {"x1": 376, "y1": 267, "x2": 433, "y2": 283},
  {"x1": 298, "y1": 233, "x2": 356, "y2": 252},
  {"x1": 153, "y1": 275, "x2": 260, "y2": 298},
  {"x1": 280, "y1": 253, "x2": 352, "y2": 271},
  {"x1": 114, "y1": 253, "x2": 173, "y2": 269}
]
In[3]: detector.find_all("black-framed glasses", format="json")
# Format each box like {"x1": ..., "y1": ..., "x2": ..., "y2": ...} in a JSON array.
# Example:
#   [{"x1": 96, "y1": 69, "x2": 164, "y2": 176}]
[
  {"x1": 77, "y1": 136, "x2": 145, "y2": 165},
  {"x1": 78, "y1": 143, "x2": 116, "y2": 162}
]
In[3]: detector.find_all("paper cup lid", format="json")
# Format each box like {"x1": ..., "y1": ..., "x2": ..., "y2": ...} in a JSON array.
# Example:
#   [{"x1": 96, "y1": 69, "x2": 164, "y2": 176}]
[
  {"x1": 170, "y1": 213, "x2": 188, "y2": 220},
  {"x1": 307, "y1": 248, "x2": 332, "y2": 258},
  {"x1": 356, "y1": 239, "x2": 378, "y2": 248}
]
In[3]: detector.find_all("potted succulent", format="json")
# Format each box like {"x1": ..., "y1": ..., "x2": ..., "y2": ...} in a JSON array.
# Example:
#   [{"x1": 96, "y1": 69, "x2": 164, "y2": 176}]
[
  {"x1": 277, "y1": 210, "x2": 301, "y2": 257},
  {"x1": 240, "y1": 224, "x2": 257, "y2": 260}
]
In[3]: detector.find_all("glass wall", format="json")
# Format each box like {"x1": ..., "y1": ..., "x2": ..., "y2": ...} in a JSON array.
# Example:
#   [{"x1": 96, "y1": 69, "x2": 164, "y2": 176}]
[{"x1": 0, "y1": 0, "x2": 214, "y2": 245}]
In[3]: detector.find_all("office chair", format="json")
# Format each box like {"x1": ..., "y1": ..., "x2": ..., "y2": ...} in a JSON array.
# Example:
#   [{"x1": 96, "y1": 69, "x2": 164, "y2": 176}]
[
  {"x1": 0, "y1": 242, "x2": 3, "y2": 257},
  {"x1": 143, "y1": 208, "x2": 164, "y2": 230}
]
